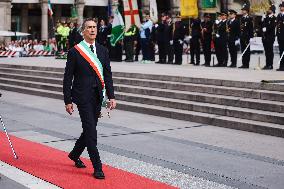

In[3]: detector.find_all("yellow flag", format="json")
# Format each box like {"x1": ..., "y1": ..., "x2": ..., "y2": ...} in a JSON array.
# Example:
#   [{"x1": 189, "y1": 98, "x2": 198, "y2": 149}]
[{"x1": 180, "y1": 0, "x2": 198, "y2": 18}]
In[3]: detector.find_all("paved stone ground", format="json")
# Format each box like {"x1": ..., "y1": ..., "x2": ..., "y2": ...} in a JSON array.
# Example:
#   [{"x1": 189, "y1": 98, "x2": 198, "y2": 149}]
[
  {"x1": 0, "y1": 54, "x2": 283, "y2": 82},
  {"x1": 0, "y1": 90, "x2": 284, "y2": 189},
  {"x1": 0, "y1": 56, "x2": 284, "y2": 188}
]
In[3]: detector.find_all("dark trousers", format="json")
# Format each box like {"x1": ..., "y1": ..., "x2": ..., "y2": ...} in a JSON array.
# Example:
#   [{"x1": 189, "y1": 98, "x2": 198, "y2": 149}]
[
  {"x1": 263, "y1": 39, "x2": 274, "y2": 67},
  {"x1": 278, "y1": 39, "x2": 284, "y2": 69},
  {"x1": 135, "y1": 40, "x2": 141, "y2": 61},
  {"x1": 110, "y1": 42, "x2": 122, "y2": 62},
  {"x1": 202, "y1": 39, "x2": 211, "y2": 65},
  {"x1": 70, "y1": 88, "x2": 102, "y2": 171},
  {"x1": 158, "y1": 42, "x2": 166, "y2": 63},
  {"x1": 174, "y1": 40, "x2": 184, "y2": 64},
  {"x1": 141, "y1": 38, "x2": 150, "y2": 60},
  {"x1": 125, "y1": 38, "x2": 134, "y2": 61},
  {"x1": 240, "y1": 39, "x2": 250, "y2": 67},
  {"x1": 214, "y1": 39, "x2": 221, "y2": 65},
  {"x1": 228, "y1": 41, "x2": 237, "y2": 66},
  {"x1": 190, "y1": 38, "x2": 200, "y2": 65},
  {"x1": 167, "y1": 43, "x2": 174, "y2": 63}
]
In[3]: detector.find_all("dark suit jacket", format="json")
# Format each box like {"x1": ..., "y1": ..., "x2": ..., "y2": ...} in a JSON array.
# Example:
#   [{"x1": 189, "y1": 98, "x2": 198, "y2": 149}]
[
  {"x1": 228, "y1": 19, "x2": 240, "y2": 42},
  {"x1": 63, "y1": 42, "x2": 115, "y2": 106}
]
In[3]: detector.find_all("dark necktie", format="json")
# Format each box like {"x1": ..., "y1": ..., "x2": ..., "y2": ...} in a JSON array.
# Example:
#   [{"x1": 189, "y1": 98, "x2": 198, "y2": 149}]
[{"x1": 90, "y1": 45, "x2": 94, "y2": 53}]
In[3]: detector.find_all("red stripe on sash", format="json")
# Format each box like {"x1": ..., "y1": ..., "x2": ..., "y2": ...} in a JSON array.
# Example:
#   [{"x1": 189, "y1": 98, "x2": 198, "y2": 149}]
[{"x1": 74, "y1": 45, "x2": 105, "y2": 88}]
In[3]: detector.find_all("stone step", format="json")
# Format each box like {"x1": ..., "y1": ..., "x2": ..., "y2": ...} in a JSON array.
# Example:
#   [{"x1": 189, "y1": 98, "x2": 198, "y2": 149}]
[
  {"x1": 0, "y1": 83, "x2": 283, "y2": 138},
  {"x1": 1, "y1": 67, "x2": 284, "y2": 103},
  {"x1": 0, "y1": 67, "x2": 63, "y2": 78},
  {"x1": 116, "y1": 92, "x2": 284, "y2": 125},
  {"x1": 118, "y1": 101, "x2": 284, "y2": 138},
  {"x1": 1, "y1": 73, "x2": 284, "y2": 113},
  {"x1": 0, "y1": 77, "x2": 283, "y2": 125},
  {"x1": 0, "y1": 63, "x2": 283, "y2": 92},
  {"x1": 115, "y1": 84, "x2": 284, "y2": 103},
  {"x1": 113, "y1": 77, "x2": 284, "y2": 100}
]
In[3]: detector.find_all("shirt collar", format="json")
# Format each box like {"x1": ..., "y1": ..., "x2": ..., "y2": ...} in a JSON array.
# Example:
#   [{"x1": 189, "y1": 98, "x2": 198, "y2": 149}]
[
  {"x1": 83, "y1": 40, "x2": 96, "y2": 48},
  {"x1": 231, "y1": 18, "x2": 235, "y2": 22},
  {"x1": 268, "y1": 14, "x2": 274, "y2": 18}
]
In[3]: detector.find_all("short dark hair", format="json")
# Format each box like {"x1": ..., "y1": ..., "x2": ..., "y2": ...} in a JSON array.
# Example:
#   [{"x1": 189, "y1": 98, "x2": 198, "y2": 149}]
[{"x1": 81, "y1": 18, "x2": 97, "y2": 31}]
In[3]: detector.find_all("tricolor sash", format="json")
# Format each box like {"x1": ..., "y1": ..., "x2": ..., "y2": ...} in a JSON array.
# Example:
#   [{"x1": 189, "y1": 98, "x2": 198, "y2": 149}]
[{"x1": 74, "y1": 41, "x2": 106, "y2": 98}]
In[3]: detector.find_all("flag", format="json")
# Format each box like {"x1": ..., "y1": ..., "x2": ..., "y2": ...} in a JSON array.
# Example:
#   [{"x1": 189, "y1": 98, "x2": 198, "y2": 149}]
[
  {"x1": 48, "y1": 0, "x2": 53, "y2": 16},
  {"x1": 180, "y1": 0, "x2": 198, "y2": 18},
  {"x1": 123, "y1": 0, "x2": 141, "y2": 30},
  {"x1": 149, "y1": 0, "x2": 158, "y2": 22},
  {"x1": 110, "y1": 9, "x2": 125, "y2": 46},
  {"x1": 250, "y1": 0, "x2": 270, "y2": 15},
  {"x1": 71, "y1": 5, "x2": 78, "y2": 18}
]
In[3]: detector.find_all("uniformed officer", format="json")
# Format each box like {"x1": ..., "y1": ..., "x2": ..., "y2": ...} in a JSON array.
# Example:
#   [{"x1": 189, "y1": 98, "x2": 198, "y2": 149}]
[
  {"x1": 155, "y1": 13, "x2": 169, "y2": 64},
  {"x1": 214, "y1": 11, "x2": 228, "y2": 67},
  {"x1": 227, "y1": 9, "x2": 240, "y2": 68},
  {"x1": 201, "y1": 14, "x2": 213, "y2": 66},
  {"x1": 97, "y1": 19, "x2": 108, "y2": 47},
  {"x1": 171, "y1": 14, "x2": 186, "y2": 65},
  {"x1": 190, "y1": 17, "x2": 201, "y2": 65},
  {"x1": 213, "y1": 12, "x2": 222, "y2": 66},
  {"x1": 276, "y1": 2, "x2": 284, "y2": 71},
  {"x1": 239, "y1": 4, "x2": 254, "y2": 68},
  {"x1": 124, "y1": 24, "x2": 137, "y2": 62},
  {"x1": 261, "y1": 4, "x2": 276, "y2": 70}
]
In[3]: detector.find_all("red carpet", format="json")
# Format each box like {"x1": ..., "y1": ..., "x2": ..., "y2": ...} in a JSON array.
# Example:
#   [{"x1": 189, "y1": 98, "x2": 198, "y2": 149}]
[{"x1": 0, "y1": 132, "x2": 178, "y2": 189}]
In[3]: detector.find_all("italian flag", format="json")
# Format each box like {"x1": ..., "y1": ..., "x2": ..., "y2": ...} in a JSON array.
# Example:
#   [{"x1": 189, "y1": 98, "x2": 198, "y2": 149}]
[
  {"x1": 110, "y1": 9, "x2": 125, "y2": 47},
  {"x1": 48, "y1": 0, "x2": 53, "y2": 16}
]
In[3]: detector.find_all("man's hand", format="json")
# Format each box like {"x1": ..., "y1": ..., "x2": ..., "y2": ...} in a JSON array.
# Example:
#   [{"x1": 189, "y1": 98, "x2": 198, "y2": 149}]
[
  {"x1": 109, "y1": 99, "x2": 116, "y2": 110},
  {"x1": 65, "y1": 103, "x2": 74, "y2": 115}
]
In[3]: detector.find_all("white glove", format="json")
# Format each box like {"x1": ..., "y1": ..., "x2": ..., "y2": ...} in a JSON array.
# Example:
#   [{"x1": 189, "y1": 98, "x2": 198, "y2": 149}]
[
  {"x1": 155, "y1": 24, "x2": 159, "y2": 28},
  {"x1": 179, "y1": 39, "x2": 183, "y2": 44},
  {"x1": 235, "y1": 39, "x2": 240, "y2": 46},
  {"x1": 216, "y1": 34, "x2": 220, "y2": 38},
  {"x1": 262, "y1": 27, "x2": 266, "y2": 32},
  {"x1": 170, "y1": 40, "x2": 173, "y2": 45},
  {"x1": 215, "y1": 20, "x2": 220, "y2": 24}
]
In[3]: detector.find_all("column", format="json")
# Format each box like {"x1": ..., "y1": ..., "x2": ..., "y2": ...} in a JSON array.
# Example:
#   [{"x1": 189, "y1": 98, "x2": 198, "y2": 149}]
[
  {"x1": 170, "y1": 0, "x2": 180, "y2": 16},
  {"x1": 76, "y1": 0, "x2": 85, "y2": 26},
  {"x1": 41, "y1": 0, "x2": 48, "y2": 40},
  {"x1": 0, "y1": 0, "x2": 11, "y2": 42},
  {"x1": 21, "y1": 4, "x2": 28, "y2": 33},
  {"x1": 141, "y1": 0, "x2": 150, "y2": 12}
]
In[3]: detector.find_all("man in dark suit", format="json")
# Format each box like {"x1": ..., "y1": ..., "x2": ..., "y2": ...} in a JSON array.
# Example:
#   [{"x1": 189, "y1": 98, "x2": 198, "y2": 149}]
[
  {"x1": 227, "y1": 9, "x2": 240, "y2": 67},
  {"x1": 262, "y1": 4, "x2": 276, "y2": 70},
  {"x1": 201, "y1": 14, "x2": 213, "y2": 67},
  {"x1": 63, "y1": 18, "x2": 116, "y2": 179},
  {"x1": 190, "y1": 17, "x2": 201, "y2": 65}
]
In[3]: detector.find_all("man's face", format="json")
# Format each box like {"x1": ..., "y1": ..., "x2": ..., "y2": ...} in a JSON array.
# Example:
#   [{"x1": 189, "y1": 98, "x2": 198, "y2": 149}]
[
  {"x1": 229, "y1": 13, "x2": 236, "y2": 19},
  {"x1": 267, "y1": 9, "x2": 272, "y2": 15},
  {"x1": 161, "y1": 15, "x2": 166, "y2": 21},
  {"x1": 280, "y1": 7, "x2": 284, "y2": 12},
  {"x1": 242, "y1": 10, "x2": 247, "y2": 15},
  {"x1": 83, "y1": 20, "x2": 97, "y2": 41},
  {"x1": 221, "y1": 15, "x2": 227, "y2": 20}
]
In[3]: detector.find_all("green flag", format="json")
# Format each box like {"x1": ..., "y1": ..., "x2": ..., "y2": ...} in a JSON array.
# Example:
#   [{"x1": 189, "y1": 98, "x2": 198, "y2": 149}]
[{"x1": 110, "y1": 9, "x2": 125, "y2": 47}]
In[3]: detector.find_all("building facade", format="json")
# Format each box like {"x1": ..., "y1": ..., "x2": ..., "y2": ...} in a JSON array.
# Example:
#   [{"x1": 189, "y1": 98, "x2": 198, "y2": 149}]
[{"x1": 0, "y1": 0, "x2": 246, "y2": 41}]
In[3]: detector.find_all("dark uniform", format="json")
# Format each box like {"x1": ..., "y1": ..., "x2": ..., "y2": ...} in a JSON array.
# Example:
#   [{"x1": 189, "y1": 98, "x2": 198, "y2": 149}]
[
  {"x1": 262, "y1": 6, "x2": 276, "y2": 70},
  {"x1": 227, "y1": 10, "x2": 240, "y2": 67},
  {"x1": 214, "y1": 12, "x2": 228, "y2": 67},
  {"x1": 239, "y1": 5, "x2": 254, "y2": 68},
  {"x1": 190, "y1": 18, "x2": 201, "y2": 65},
  {"x1": 212, "y1": 15, "x2": 221, "y2": 66},
  {"x1": 156, "y1": 15, "x2": 170, "y2": 63},
  {"x1": 276, "y1": 3, "x2": 284, "y2": 71},
  {"x1": 173, "y1": 17, "x2": 186, "y2": 65},
  {"x1": 97, "y1": 24, "x2": 108, "y2": 47},
  {"x1": 201, "y1": 15, "x2": 213, "y2": 66}
]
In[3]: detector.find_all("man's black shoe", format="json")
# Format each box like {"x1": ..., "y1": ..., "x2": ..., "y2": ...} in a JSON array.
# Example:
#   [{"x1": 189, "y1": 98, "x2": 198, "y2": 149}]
[
  {"x1": 229, "y1": 64, "x2": 236, "y2": 68},
  {"x1": 125, "y1": 59, "x2": 134, "y2": 62},
  {"x1": 262, "y1": 66, "x2": 273, "y2": 70},
  {"x1": 68, "y1": 154, "x2": 86, "y2": 168},
  {"x1": 238, "y1": 65, "x2": 249, "y2": 68},
  {"x1": 93, "y1": 171, "x2": 105, "y2": 179},
  {"x1": 276, "y1": 68, "x2": 284, "y2": 71}
]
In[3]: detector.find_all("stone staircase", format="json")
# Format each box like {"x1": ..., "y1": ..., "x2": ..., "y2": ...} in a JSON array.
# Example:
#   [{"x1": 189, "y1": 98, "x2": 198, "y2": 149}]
[{"x1": 0, "y1": 64, "x2": 283, "y2": 137}]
